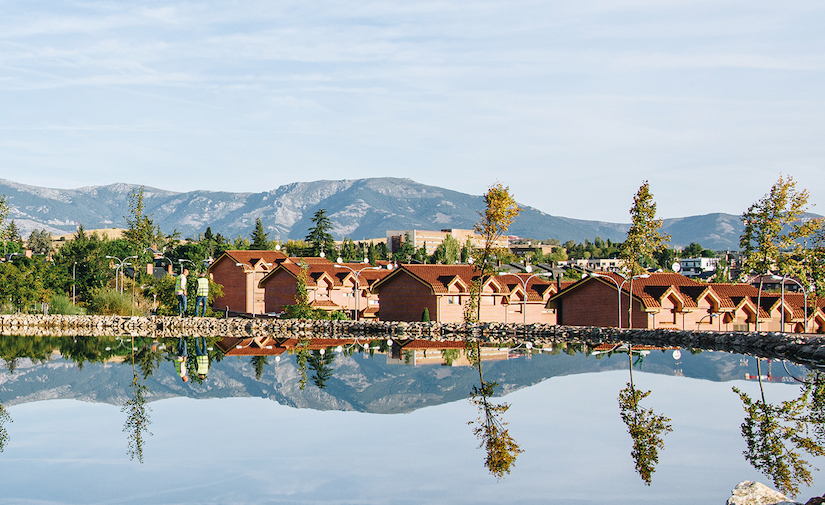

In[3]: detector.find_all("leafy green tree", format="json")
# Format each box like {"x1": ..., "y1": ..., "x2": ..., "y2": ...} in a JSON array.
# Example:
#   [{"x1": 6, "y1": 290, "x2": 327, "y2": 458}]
[
  {"x1": 421, "y1": 307, "x2": 430, "y2": 322},
  {"x1": 393, "y1": 233, "x2": 416, "y2": 263},
  {"x1": 432, "y1": 234, "x2": 461, "y2": 264},
  {"x1": 618, "y1": 385, "x2": 673, "y2": 485},
  {"x1": 27, "y1": 229, "x2": 52, "y2": 255},
  {"x1": 339, "y1": 238, "x2": 361, "y2": 262},
  {"x1": 467, "y1": 342, "x2": 522, "y2": 479},
  {"x1": 733, "y1": 368, "x2": 825, "y2": 498},
  {"x1": 740, "y1": 176, "x2": 818, "y2": 329},
  {"x1": 305, "y1": 209, "x2": 336, "y2": 257},
  {"x1": 470, "y1": 182, "x2": 521, "y2": 321},
  {"x1": 618, "y1": 348, "x2": 672, "y2": 485},
  {"x1": 123, "y1": 186, "x2": 155, "y2": 259},
  {"x1": 249, "y1": 218, "x2": 270, "y2": 251},
  {"x1": 123, "y1": 336, "x2": 152, "y2": 463},
  {"x1": 0, "y1": 399, "x2": 10, "y2": 452},
  {"x1": 621, "y1": 181, "x2": 670, "y2": 276}
]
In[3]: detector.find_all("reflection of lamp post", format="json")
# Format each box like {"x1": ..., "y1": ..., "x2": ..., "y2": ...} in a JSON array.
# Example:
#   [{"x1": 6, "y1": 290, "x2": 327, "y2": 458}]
[
  {"x1": 770, "y1": 275, "x2": 807, "y2": 333},
  {"x1": 496, "y1": 266, "x2": 553, "y2": 324},
  {"x1": 334, "y1": 257, "x2": 380, "y2": 321},
  {"x1": 698, "y1": 313, "x2": 719, "y2": 330}
]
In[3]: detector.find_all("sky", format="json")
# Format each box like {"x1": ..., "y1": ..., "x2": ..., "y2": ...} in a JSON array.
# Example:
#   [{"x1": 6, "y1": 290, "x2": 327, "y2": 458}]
[
  {"x1": 1, "y1": 0, "x2": 823, "y2": 222},
  {"x1": 1, "y1": 372, "x2": 814, "y2": 504}
]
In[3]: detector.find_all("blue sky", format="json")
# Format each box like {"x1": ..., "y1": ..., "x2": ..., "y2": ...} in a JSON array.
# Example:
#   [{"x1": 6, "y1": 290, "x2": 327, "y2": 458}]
[{"x1": 1, "y1": 1, "x2": 823, "y2": 221}]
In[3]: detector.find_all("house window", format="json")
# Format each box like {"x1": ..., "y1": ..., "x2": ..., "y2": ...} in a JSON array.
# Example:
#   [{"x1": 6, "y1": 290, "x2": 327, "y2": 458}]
[{"x1": 447, "y1": 296, "x2": 459, "y2": 305}]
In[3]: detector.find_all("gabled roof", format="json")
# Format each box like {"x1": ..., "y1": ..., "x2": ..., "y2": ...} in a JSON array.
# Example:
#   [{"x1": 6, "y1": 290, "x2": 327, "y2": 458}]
[
  {"x1": 373, "y1": 264, "x2": 493, "y2": 295},
  {"x1": 210, "y1": 249, "x2": 288, "y2": 272},
  {"x1": 260, "y1": 258, "x2": 391, "y2": 288}
]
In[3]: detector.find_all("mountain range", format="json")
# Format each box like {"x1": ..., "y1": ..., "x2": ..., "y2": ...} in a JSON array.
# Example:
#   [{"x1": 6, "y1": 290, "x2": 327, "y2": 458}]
[{"x1": 0, "y1": 177, "x2": 776, "y2": 250}]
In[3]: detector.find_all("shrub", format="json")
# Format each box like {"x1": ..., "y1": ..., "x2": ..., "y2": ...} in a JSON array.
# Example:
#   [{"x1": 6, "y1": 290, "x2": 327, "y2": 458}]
[
  {"x1": 48, "y1": 294, "x2": 85, "y2": 315},
  {"x1": 88, "y1": 288, "x2": 149, "y2": 316}
]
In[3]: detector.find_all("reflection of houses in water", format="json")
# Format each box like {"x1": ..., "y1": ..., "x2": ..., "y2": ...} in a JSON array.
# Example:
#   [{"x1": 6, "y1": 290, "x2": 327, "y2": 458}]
[
  {"x1": 386, "y1": 339, "x2": 509, "y2": 367},
  {"x1": 216, "y1": 336, "x2": 365, "y2": 356}
]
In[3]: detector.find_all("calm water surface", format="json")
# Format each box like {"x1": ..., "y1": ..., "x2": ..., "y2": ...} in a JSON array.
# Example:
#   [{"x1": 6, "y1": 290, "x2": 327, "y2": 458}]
[{"x1": 0, "y1": 335, "x2": 821, "y2": 504}]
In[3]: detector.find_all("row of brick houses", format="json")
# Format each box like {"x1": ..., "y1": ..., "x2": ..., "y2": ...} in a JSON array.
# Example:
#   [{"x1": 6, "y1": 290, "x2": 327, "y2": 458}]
[
  {"x1": 547, "y1": 272, "x2": 825, "y2": 333},
  {"x1": 208, "y1": 251, "x2": 562, "y2": 323},
  {"x1": 207, "y1": 251, "x2": 825, "y2": 332}
]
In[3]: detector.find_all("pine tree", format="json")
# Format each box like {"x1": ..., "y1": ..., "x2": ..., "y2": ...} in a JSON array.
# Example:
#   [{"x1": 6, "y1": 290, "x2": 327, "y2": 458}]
[
  {"x1": 305, "y1": 209, "x2": 335, "y2": 257},
  {"x1": 249, "y1": 218, "x2": 269, "y2": 250}
]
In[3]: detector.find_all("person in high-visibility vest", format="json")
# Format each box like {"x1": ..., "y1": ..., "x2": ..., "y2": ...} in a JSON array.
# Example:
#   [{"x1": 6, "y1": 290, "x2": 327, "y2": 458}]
[
  {"x1": 195, "y1": 272, "x2": 210, "y2": 317},
  {"x1": 174, "y1": 337, "x2": 189, "y2": 382},
  {"x1": 176, "y1": 268, "x2": 189, "y2": 316},
  {"x1": 195, "y1": 336, "x2": 209, "y2": 380}
]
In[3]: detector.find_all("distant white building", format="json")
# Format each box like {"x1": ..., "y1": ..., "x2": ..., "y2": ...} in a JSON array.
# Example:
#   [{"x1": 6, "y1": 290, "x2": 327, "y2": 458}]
[
  {"x1": 556, "y1": 258, "x2": 622, "y2": 272},
  {"x1": 678, "y1": 257, "x2": 719, "y2": 277}
]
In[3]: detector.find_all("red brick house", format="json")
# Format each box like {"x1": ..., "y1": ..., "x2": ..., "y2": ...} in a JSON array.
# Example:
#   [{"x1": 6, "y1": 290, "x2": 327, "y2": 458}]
[
  {"x1": 371, "y1": 264, "x2": 558, "y2": 323},
  {"x1": 547, "y1": 272, "x2": 825, "y2": 332},
  {"x1": 208, "y1": 250, "x2": 288, "y2": 316}
]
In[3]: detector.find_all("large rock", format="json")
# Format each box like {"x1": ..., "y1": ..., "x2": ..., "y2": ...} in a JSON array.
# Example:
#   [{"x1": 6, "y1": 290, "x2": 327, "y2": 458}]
[{"x1": 727, "y1": 481, "x2": 798, "y2": 505}]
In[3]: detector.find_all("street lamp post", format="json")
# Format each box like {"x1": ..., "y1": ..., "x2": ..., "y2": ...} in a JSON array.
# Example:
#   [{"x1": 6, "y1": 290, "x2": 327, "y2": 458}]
[
  {"x1": 235, "y1": 261, "x2": 273, "y2": 317},
  {"x1": 770, "y1": 275, "x2": 808, "y2": 333},
  {"x1": 496, "y1": 266, "x2": 554, "y2": 325},
  {"x1": 624, "y1": 274, "x2": 650, "y2": 329},
  {"x1": 334, "y1": 258, "x2": 380, "y2": 322},
  {"x1": 588, "y1": 272, "x2": 624, "y2": 329},
  {"x1": 105, "y1": 255, "x2": 137, "y2": 293}
]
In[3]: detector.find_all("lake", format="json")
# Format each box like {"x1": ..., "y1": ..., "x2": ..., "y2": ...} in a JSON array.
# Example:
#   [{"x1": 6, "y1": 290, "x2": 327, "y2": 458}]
[{"x1": 0, "y1": 335, "x2": 821, "y2": 504}]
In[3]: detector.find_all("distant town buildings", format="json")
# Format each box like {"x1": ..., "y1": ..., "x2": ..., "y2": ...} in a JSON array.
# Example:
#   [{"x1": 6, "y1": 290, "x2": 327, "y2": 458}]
[{"x1": 386, "y1": 229, "x2": 508, "y2": 256}]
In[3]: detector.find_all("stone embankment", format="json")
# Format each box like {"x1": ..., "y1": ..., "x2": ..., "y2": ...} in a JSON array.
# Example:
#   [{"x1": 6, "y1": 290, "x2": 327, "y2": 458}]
[{"x1": 1, "y1": 314, "x2": 824, "y2": 365}]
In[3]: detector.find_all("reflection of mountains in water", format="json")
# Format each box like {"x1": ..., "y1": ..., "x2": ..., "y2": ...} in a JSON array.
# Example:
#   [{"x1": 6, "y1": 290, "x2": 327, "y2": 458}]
[{"x1": 0, "y1": 338, "x2": 803, "y2": 413}]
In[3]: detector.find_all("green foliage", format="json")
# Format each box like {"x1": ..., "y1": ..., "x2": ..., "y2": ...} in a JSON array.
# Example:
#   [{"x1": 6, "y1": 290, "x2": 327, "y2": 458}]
[
  {"x1": 123, "y1": 186, "x2": 155, "y2": 258},
  {"x1": 122, "y1": 373, "x2": 152, "y2": 463},
  {"x1": 740, "y1": 175, "x2": 817, "y2": 278},
  {"x1": 295, "y1": 339, "x2": 309, "y2": 390},
  {"x1": 27, "y1": 229, "x2": 53, "y2": 255},
  {"x1": 250, "y1": 355, "x2": 268, "y2": 381},
  {"x1": 0, "y1": 259, "x2": 49, "y2": 313},
  {"x1": 472, "y1": 182, "x2": 521, "y2": 320},
  {"x1": 48, "y1": 293, "x2": 85, "y2": 315},
  {"x1": 431, "y1": 234, "x2": 461, "y2": 264},
  {"x1": 621, "y1": 181, "x2": 671, "y2": 275},
  {"x1": 682, "y1": 242, "x2": 715, "y2": 258},
  {"x1": 618, "y1": 383, "x2": 673, "y2": 485},
  {"x1": 421, "y1": 307, "x2": 430, "y2": 322},
  {"x1": 87, "y1": 287, "x2": 148, "y2": 316},
  {"x1": 308, "y1": 349, "x2": 335, "y2": 389},
  {"x1": 468, "y1": 379, "x2": 523, "y2": 479},
  {"x1": 249, "y1": 217, "x2": 270, "y2": 251},
  {"x1": 463, "y1": 279, "x2": 481, "y2": 323},
  {"x1": 305, "y1": 209, "x2": 336, "y2": 257},
  {"x1": 733, "y1": 371, "x2": 825, "y2": 497},
  {"x1": 0, "y1": 401, "x2": 10, "y2": 452}
]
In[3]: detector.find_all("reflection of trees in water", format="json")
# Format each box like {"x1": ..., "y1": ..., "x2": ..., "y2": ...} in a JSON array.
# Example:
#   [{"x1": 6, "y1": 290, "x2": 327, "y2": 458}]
[
  {"x1": 295, "y1": 339, "x2": 309, "y2": 390},
  {"x1": 466, "y1": 342, "x2": 522, "y2": 480},
  {"x1": 0, "y1": 392, "x2": 10, "y2": 452},
  {"x1": 122, "y1": 335, "x2": 151, "y2": 463},
  {"x1": 733, "y1": 362, "x2": 825, "y2": 498},
  {"x1": 617, "y1": 346, "x2": 672, "y2": 486},
  {"x1": 250, "y1": 355, "x2": 268, "y2": 381},
  {"x1": 308, "y1": 349, "x2": 335, "y2": 389},
  {"x1": 1, "y1": 335, "x2": 55, "y2": 373}
]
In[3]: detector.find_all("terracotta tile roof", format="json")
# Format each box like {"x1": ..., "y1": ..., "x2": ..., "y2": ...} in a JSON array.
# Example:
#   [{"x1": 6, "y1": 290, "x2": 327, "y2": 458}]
[
  {"x1": 310, "y1": 299, "x2": 341, "y2": 309},
  {"x1": 220, "y1": 250, "x2": 288, "y2": 269},
  {"x1": 496, "y1": 273, "x2": 556, "y2": 302},
  {"x1": 395, "y1": 339, "x2": 467, "y2": 350},
  {"x1": 379, "y1": 264, "x2": 485, "y2": 294}
]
